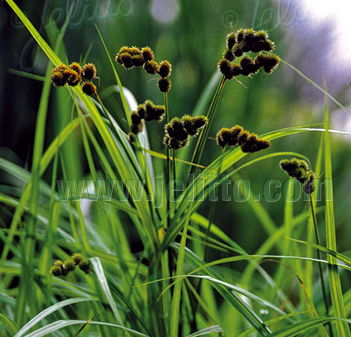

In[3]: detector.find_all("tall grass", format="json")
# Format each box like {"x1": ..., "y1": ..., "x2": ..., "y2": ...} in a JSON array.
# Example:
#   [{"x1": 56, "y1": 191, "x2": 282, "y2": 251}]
[{"x1": 1, "y1": 1, "x2": 351, "y2": 336}]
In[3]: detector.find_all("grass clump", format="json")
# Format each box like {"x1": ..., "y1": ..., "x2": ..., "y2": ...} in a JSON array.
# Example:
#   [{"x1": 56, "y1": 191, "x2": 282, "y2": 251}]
[{"x1": 2, "y1": 4, "x2": 351, "y2": 336}]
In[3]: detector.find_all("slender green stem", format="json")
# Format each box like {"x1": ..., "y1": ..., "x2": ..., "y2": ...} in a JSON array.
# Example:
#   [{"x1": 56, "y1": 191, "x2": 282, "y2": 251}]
[
  {"x1": 192, "y1": 147, "x2": 225, "y2": 324},
  {"x1": 189, "y1": 75, "x2": 226, "y2": 179},
  {"x1": 310, "y1": 197, "x2": 333, "y2": 337},
  {"x1": 164, "y1": 93, "x2": 170, "y2": 229},
  {"x1": 204, "y1": 146, "x2": 226, "y2": 261}
]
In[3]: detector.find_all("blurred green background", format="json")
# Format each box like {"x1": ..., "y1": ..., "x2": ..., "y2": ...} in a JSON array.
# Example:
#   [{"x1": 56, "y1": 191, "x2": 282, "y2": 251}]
[{"x1": 1, "y1": 0, "x2": 351, "y2": 258}]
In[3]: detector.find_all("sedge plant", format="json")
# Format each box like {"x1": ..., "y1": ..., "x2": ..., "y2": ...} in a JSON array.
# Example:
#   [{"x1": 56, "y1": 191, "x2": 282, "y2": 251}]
[{"x1": 2, "y1": 1, "x2": 351, "y2": 336}]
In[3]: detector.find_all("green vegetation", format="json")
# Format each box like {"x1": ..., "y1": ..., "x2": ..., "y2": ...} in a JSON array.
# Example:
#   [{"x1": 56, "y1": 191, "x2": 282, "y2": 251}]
[{"x1": 1, "y1": 1, "x2": 351, "y2": 336}]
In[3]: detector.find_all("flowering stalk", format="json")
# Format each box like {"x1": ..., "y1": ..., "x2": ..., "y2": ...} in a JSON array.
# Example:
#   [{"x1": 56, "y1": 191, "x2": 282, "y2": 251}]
[
  {"x1": 165, "y1": 92, "x2": 171, "y2": 230},
  {"x1": 189, "y1": 75, "x2": 226, "y2": 178},
  {"x1": 280, "y1": 158, "x2": 331, "y2": 335},
  {"x1": 310, "y1": 197, "x2": 333, "y2": 337},
  {"x1": 190, "y1": 28, "x2": 279, "y2": 177}
]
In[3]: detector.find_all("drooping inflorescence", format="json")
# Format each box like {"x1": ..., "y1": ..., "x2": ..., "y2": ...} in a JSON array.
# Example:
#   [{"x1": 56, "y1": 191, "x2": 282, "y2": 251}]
[
  {"x1": 216, "y1": 125, "x2": 271, "y2": 153},
  {"x1": 218, "y1": 28, "x2": 280, "y2": 79},
  {"x1": 50, "y1": 253, "x2": 91, "y2": 276},
  {"x1": 51, "y1": 62, "x2": 98, "y2": 96},
  {"x1": 116, "y1": 46, "x2": 172, "y2": 93},
  {"x1": 163, "y1": 115, "x2": 208, "y2": 150},
  {"x1": 280, "y1": 158, "x2": 315, "y2": 194}
]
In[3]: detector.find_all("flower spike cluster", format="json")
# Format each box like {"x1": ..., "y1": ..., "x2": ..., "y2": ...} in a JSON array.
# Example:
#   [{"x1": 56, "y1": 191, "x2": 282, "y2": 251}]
[
  {"x1": 51, "y1": 62, "x2": 97, "y2": 96},
  {"x1": 163, "y1": 115, "x2": 208, "y2": 150},
  {"x1": 130, "y1": 100, "x2": 166, "y2": 136},
  {"x1": 280, "y1": 158, "x2": 315, "y2": 194},
  {"x1": 216, "y1": 125, "x2": 270, "y2": 153},
  {"x1": 116, "y1": 46, "x2": 172, "y2": 93},
  {"x1": 218, "y1": 28, "x2": 280, "y2": 79},
  {"x1": 50, "y1": 253, "x2": 91, "y2": 276}
]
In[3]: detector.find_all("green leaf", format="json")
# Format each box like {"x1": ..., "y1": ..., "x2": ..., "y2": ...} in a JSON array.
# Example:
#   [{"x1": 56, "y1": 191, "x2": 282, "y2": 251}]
[
  {"x1": 324, "y1": 93, "x2": 350, "y2": 336},
  {"x1": 23, "y1": 320, "x2": 149, "y2": 337},
  {"x1": 90, "y1": 257, "x2": 123, "y2": 325},
  {"x1": 185, "y1": 325, "x2": 223, "y2": 337},
  {"x1": 0, "y1": 313, "x2": 19, "y2": 336},
  {"x1": 269, "y1": 317, "x2": 351, "y2": 337},
  {"x1": 14, "y1": 298, "x2": 94, "y2": 337}
]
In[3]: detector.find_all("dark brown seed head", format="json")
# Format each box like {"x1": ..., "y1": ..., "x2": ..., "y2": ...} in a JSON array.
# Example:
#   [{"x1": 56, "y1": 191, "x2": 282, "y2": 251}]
[
  {"x1": 131, "y1": 110, "x2": 141, "y2": 124},
  {"x1": 63, "y1": 259, "x2": 76, "y2": 272},
  {"x1": 158, "y1": 78, "x2": 171, "y2": 93},
  {"x1": 72, "y1": 254, "x2": 83, "y2": 265},
  {"x1": 83, "y1": 63, "x2": 97, "y2": 80},
  {"x1": 238, "y1": 130, "x2": 250, "y2": 144},
  {"x1": 236, "y1": 29, "x2": 245, "y2": 43},
  {"x1": 131, "y1": 122, "x2": 143, "y2": 134},
  {"x1": 82, "y1": 81, "x2": 97, "y2": 96},
  {"x1": 223, "y1": 49, "x2": 234, "y2": 62},
  {"x1": 78, "y1": 259, "x2": 92, "y2": 274},
  {"x1": 137, "y1": 104, "x2": 147, "y2": 119},
  {"x1": 65, "y1": 69, "x2": 82, "y2": 86},
  {"x1": 233, "y1": 44, "x2": 243, "y2": 57},
  {"x1": 228, "y1": 125, "x2": 243, "y2": 146},
  {"x1": 132, "y1": 54, "x2": 145, "y2": 67},
  {"x1": 129, "y1": 46, "x2": 141, "y2": 55},
  {"x1": 51, "y1": 71, "x2": 66, "y2": 87},
  {"x1": 216, "y1": 127, "x2": 231, "y2": 147},
  {"x1": 69, "y1": 62, "x2": 83, "y2": 76},
  {"x1": 120, "y1": 53, "x2": 134, "y2": 69},
  {"x1": 168, "y1": 118, "x2": 188, "y2": 141},
  {"x1": 141, "y1": 47, "x2": 154, "y2": 61},
  {"x1": 158, "y1": 60, "x2": 172, "y2": 78},
  {"x1": 144, "y1": 60, "x2": 159, "y2": 75},
  {"x1": 226, "y1": 32, "x2": 237, "y2": 49},
  {"x1": 230, "y1": 64, "x2": 242, "y2": 77},
  {"x1": 218, "y1": 59, "x2": 233, "y2": 79}
]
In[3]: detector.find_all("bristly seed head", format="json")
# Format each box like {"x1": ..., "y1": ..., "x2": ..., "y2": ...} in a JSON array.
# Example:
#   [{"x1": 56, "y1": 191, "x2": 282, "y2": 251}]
[
  {"x1": 233, "y1": 44, "x2": 243, "y2": 57},
  {"x1": 83, "y1": 63, "x2": 97, "y2": 80},
  {"x1": 158, "y1": 60, "x2": 172, "y2": 78},
  {"x1": 78, "y1": 259, "x2": 92, "y2": 274},
  {"x1": 218, "y1": 28, "x2": 279, "y2": 79},
  {"x1": 237, "y1": 130, "x2": 250, "y2": 144},
  {"x1": 72, "y1": 253, "x2": 83, "y2": 265},
  {"x1": 63, "y1": 258, "x2": 76, "y2": 272},
  {"x1": 216, "y1": 128, "x2": 231, "y2": 147},
  {"x1": 163, "y1": 134, "x2": 190, "y2": 150},
  {"x1": 51, "y1": 71, "x2": 66, "y2": 87},
  {"x1": 144, "y1": 60, "x2": 159, "y2": 75},
  {"x1": 158, "y1": 78, "x2": 171, "y2": 93},
  {"x1": 132, "y1": 54, "x2": 145, "y2": 67},
  {"x1": 280, "y1": 158, "x2": 315, "y2": 194},
  {"x1": 141, "y1": 47, "x2": 154, "y2": 61},
  {"x1": 65, "y1": 69, "x2": 82, "y2": 86},
  {"x1": 216, "y1": 125, "x2": 269, "y2": 153},
  {"x1": 256, "y1": 53, "x2": 280, "y2": 74},
  {"x1": 130, "y1": 122, "x2": 143, "y2": 134},
  {"x1": 119, "y1": 52, "x2": 134, "y2": 68},
  {"x1": 223, "y1": 49, "x2": 234, "y2": 62},
  {"x1": 131, "y1": 110, "x2": 142, "y2": 125},
  {"x1": 51, "y1": 65, "x2": 70, "y2": 87},
  {"x1": 69, "y1": 62, "x2": 83, "y2": 76},
  {"x1": 218, "y1": 59, "x2": 233, "y2": 79},
  {"x1": 137, "y1": 104, "x2": 147, "y2": 119},
  {"x1": 82, "y1": 81, "x2": 97, "y2": 96},
  {"x1": 166, "y1": 117, "x2": 188, "y2": 141},
  {"x1": 226, "y1": 32, "x2": 237, "y2": 49},
  {"x1": 50, "y1": 253, "x2": 91, "y2": 277}
]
